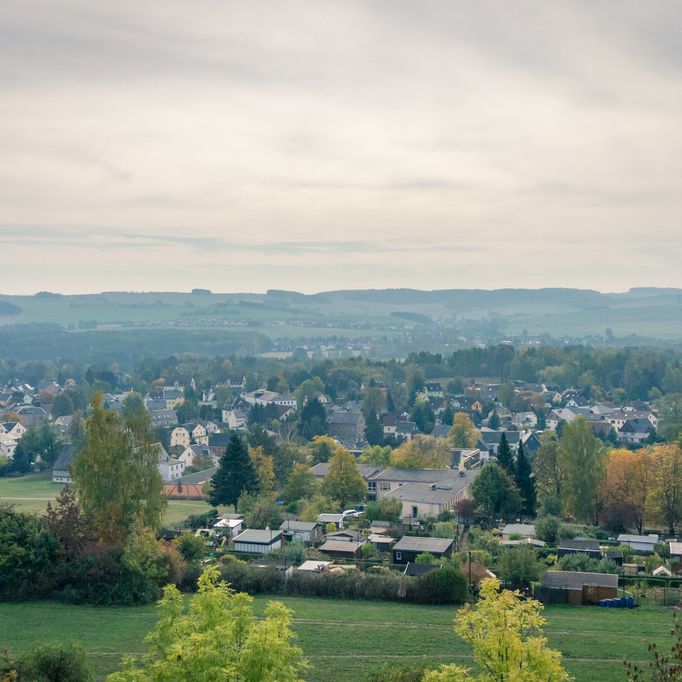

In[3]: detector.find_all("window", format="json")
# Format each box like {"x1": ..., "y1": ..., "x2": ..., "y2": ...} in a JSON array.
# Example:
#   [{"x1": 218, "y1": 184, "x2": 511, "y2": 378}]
[
  {"x1": 395, "y1": 551, "x2": 402, "y2": 560},
  {"x1": 380, "y1": 482, "x2": 390, "y2": 491},
  {"x1": 411, "y1": 506, "x2": 418, "y2": 518}
]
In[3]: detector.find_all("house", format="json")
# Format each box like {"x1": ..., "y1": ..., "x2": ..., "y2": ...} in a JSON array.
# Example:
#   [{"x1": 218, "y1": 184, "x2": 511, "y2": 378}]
[
  {"x1": 0, "y1": 421, "x2": 26, "y2": 440},
  {"x1": 279, "y1": 520, "x2": 323, "y2": 544},
  {"x1": 318, "y1": 513, "x2": 346, "y2": 529},
  {"x1": 618, "y1": 419, "x2": 654, "y2": 445},
  {"x1": 511, "y1": 411, "x2": 538, "y2": 428},
  {"x1": 319, "y1": 539, "x2": 364, "y2": 559},
  {"x1": 383, "y1": 471, "x2": 476, "y2": 521},
  {"x1": 367, "y1": 467, "x2": 464, "y2": 501},
  {"x1": 669, "y1": 541, "x2": 682, "y2": 561},
  {"x1": 179, "y1": 444, "x2": 216, "y2": 467},
  {"x1": 395, "y1": 421, "x2": 420, "y2": 441},
  {"x1": 53, "y1": 415, "x2": 73, "y2": 436},
  {"x1": 14, "y1": 405, "x2": 48, "y2": 428},
  {"x1": 653, "y1": 566, "x2": 673, "y2": 578},
  {"x1": 213, "y1": 517, "x2": 243, "y2": 537},
  {"x1": 52, "y1": 443, "x2": 77, "y2": 483},
  {"x1": 241, "y1": 389, "x2": 281, "y2": 407},
  {"x1": 232, "y1": 529, "x2": 282, "y2": 555},
  {"x1": 157, "y1": 446, "x2": 186, "y2": 482},
  {"x1": 0, "y1": 436, "x2": 18, "y2": 457},
  {"x1": 424, "y1": 382, "x2": 443, "y2": 397},
  {"x1": 328, "y1": 411, "x2": 365, "y2": 441},
  {"x1": 222, "y1": 407, "x2": 248, "y2": 429},
  {"x1": 392, "y1": 536, "x2": 454, "y2": 565},
  {"x1": 404, "y1": 562, "x2": 441, "y2": 577},
  {"x1": 539, "y1": 571, "x2": 618, "y2": 605},
  {"x1": 556, "y1": 539, "x2": 602, "y2": 560},
  {"x1": 297, "y1": 560, "x2": 333, "y2": 572},
  {"x1": 150, "y1": 409, "x2": 178, "y2": 429},
  {"x1": 501, "y1": 523, "x2": 536, "y2": 541},
  {"x1": 368, "y1": 533, "x2": 396, "y2": 553},
  {"x1": 477, "y1": 430, "x2": 520, "y2": 458},
  {"x1": 617, "y1": 534, "x2": 659, "y2": 553}
]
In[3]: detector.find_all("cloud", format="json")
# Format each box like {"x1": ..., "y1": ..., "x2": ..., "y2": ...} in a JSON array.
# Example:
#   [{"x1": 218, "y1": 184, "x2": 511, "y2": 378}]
[{"x1": 0, "y1": 1, "x2": 680, "y2": 293}]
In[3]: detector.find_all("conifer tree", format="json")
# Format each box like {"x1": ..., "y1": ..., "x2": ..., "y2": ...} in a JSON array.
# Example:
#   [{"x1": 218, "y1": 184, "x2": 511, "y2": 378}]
[
  {"x1": 514, "y1": 441, "x2": 536, "y2": 517},
  {"x1": 496, "y1": 432, "x2": 515, "y2": 476},
  {"x1": 209, "y1": 433, "x2": 258, "y2": 508}
]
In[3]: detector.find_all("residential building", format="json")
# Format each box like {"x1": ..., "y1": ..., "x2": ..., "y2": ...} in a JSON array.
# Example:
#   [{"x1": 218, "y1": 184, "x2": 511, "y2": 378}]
[
  {"x1": 232, "y1": 529, "x2": 282, "y2": 555},
  {"x1": 392, "y1": 536, "x2": 454, "y2": 564}
]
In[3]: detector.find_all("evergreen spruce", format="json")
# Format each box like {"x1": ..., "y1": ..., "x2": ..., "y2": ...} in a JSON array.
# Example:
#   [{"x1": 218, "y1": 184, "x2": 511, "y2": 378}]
[
  {"x1": 496, "y1": 432, "x2": 515, "y2": 476},
  {"x1": 209, "y1": 433, "x2": 258, "y2": 508},
  {"x1": 514, "y1": 441, "x2": 536, "y2": 517}
]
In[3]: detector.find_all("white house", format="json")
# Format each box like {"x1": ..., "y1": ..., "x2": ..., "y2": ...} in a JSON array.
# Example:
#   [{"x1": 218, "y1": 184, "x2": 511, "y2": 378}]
[
  {"x1": 232, "y1": 529, "x2": 282, "y2": 554},
  {"x1": 617, "y1": 534, "x2": 659, "y2": 553}
]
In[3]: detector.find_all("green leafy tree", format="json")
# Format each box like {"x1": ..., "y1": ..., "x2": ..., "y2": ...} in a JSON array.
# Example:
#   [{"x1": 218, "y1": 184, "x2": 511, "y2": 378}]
[
  {"x1": 410, "y1": 400, "x2": 435, "y2": 434},
  {"x1": 424, "y1": 578, "x2": 571, "y2": 682},
  {"x1": 71, "y1": 395, "x2": 166, "y2": 544},
  {"x1": 449, "y1": 413, "x2": 479, "y2": 448},
  {"x1": 534, "y1": 516, "x2": 560, "y2": 544},
  {"x1": 308, "y1": 435, "x2": 341, "y2": 465},
  {"x1": 209, "y1": 433, "x2": 258, "y2": 509},
  {"x1": 647, "y1": 443, "x2": 682, "y2": 536},
  {"x1": 321, "y1": 447, "x2": 366, "y2": 508},
  {"x1": 488, "y1": 410, "x2": 500, "y2": 430},
  {"x1": 558, "y1": 417, "x2": 606, "y2": 524},
  {"x1": 656, "y1": 393, "x2": 682, "y2": 441},
  {"x1": 471, "y1": 463, "x2": 522, "y2": 526},
  {"x1": 514, "y1": 442, "x2": 536, "y2": 517},
  {"x1": 533, "y1": 433, "x2": 564, "y2": 513},
  {"x1": 363, "y1": 497, "x2": 402, "y2": 523},
  {"x1": 496, "y1": 433, "x2": 515, "y2": 476},
  {"x1": 52, "y1": 391, "x2": 75, "y2": 417},
  {"x1": 1, "y1": 642, "x2": 93, "y2": 682},
  {"x1": 359, "y1": 445, "x2": 393, "y2": 467},
  {"x1": 497, "y1": 545, "x2": 544, "y2": 589},
  {"x1": 283, "y1": 464, "x2": 318, "y2": 505},
  {"x1": 107, "y1": 566, "x2": 307, "y2": 682}
]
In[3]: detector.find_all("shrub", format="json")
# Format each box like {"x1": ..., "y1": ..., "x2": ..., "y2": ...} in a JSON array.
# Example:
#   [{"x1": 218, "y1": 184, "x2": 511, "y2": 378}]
[
  {"x1": 0, "y1": 504, "x2": 59, "y2": 600},
  {"x1": 368, "y1": 661, "x2": 434, "y2": 681},
  {"x1": 2, "y1": 642, "x2": 93, "y2": 681},
  {"x1": 431, "y1": 521, "x2": 456, "y2": 538},
  {"x1": 173, "y1": 533, "x2": 207, "y2": 564},
  {"x1": 414, "y1": 566, "x2": 468, "y2": 605},
  {"x1": 534, "y1": 516, "x2": 560, "y2": 544}
]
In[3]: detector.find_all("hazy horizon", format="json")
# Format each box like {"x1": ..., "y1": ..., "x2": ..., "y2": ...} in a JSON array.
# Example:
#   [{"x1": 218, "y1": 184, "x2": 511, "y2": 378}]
[{"x1": 3, "y1": 1, "x2": 681, "y2": 294}]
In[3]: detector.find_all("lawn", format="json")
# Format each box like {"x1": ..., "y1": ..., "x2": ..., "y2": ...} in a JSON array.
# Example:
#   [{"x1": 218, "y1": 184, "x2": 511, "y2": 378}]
[
  {"x1": 0, "y1": 472, "x2": 212, "y2": 525},
  {"x1": 0, "y1": 596, "x2": 672, "y2": 681}
]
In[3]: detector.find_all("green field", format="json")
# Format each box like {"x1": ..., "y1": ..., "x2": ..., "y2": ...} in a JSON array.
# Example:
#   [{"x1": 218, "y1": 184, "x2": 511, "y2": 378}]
[
  {"x1": 0, "y1": 597, "x2": 672, "y2": 681},
  {"x1": 0, "y1": 472, "x2": 212, "y2": 525}
]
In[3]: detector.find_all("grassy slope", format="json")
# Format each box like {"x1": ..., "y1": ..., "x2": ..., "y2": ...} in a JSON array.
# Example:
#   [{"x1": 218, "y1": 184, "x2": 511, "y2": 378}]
[
  {"x1": 0, "y1": 472, "x2": 212, "y2": 525},
  {"x1": 0, "y1": 597, "x2": 672, "y2": 681}
]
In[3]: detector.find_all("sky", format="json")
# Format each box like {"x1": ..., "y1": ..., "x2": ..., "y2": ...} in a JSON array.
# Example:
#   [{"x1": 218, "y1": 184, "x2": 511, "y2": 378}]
[{"x1": 2, "y1": 1, "x2": 681, "y2": 294}]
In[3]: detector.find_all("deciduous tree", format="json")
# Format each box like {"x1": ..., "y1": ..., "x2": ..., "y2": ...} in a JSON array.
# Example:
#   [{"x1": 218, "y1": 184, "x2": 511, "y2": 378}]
[
  {"x1": 647, "y1": 443, "x2": 682, "y2": 536},
  {"x1": 558, "y1": 417, "x2": 605, "y2": 524},
  {"x1": 321, "y1": 447, "x2": 366, "y2": 508},
  {"x1": 107, "y1": 566, "x2": 307, "y2": 682},
  {"x1": 72, "y1": 395, "x2": 165, "y2": 544},
  {"x1": 471, "y1": 463, "x2": 522, "y2": 526},
  {"x1": 424, "y1": 578, "x2": 571, "y2": 682},
  {"x1": 449, "y1": 413, "x2": 479, "y2": 448},
  {"x1": 391, "y1": 436, "x2": 451, "y2": 468}
]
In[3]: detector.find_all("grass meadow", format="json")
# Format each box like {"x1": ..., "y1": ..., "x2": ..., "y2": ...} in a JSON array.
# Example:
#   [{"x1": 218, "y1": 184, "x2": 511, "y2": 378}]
[{"x1": 0, "y1": 596, "x2": 672, "y2": 681}]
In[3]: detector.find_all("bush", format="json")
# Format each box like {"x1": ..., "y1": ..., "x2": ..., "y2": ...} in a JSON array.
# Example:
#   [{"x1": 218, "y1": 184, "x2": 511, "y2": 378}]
[
  {"x1": 534, "y1": 516, "x2": 560, "y2": 544},
  {"x1": 0, "y1": 505, "x2": 59, "y2": 600},
  {"x1": 431, "y1": 521, "x2": 456, "y2": 538},
  {"x1": 414, "y1": 567, "x2": 468, "y2": 605},
  {"x1": 364, "y1": 498, "x2": 402, "y2": 523},
  {"x1": 368, "y1": 661, "x2": 434, "y2": 681},
  {"x1": 173, "y1": 533, "x2": 208, "y2": 564},
  {"x1": 3, "y1": 642, "x2": 93, "y2": 681},
  {"x1": 556, "y1": 554, "x2": 619, "y2": 574},
  {"x1": 558, "y1": 524, "x2": 578, "y2": 540}
]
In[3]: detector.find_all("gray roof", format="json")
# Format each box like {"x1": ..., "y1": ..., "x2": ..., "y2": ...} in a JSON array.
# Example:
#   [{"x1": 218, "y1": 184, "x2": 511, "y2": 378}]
[
  {"x1": 233, "y1": 529, "x2": 282, "y2": 545},
  {"x1": 311, "y1": 462, "x2": 382, "y2": 479},
  {"x1": 384, "y1": 476, "x2": 475, "y2": 504},
  {"x1": 179, "y1": 467, "x2": 218, "y2": 484},
  {"x1": 617, "y1": 534, "x2": 659, "y2": 545},
  {"x1": 319, "y1": 540, "x2": 363, "y2": 554},
  {"x1": 52, "y1": 443, "x2": 76, "y2": 472},
  {"x1": 371, "y1": 468, "x2": 460, "y2": 484},
  {"x1": 329, "y1": 411, "x2": 363, "y2": 425},
  {"x1": 502, "y1": 523, "x2": 536, "y2": 537},
  {"x1": 393, "y1": 536, "x2": 454, "y2": 554},
  {"x1": 558, "y1": 539, "x2": 600, "y2": 551},
  {"x1": 541, "y1": 571, "x2": 618, "y2": 590},
  {"x1": 279, "y1": 520, "x2": 320, "y2": 532}
]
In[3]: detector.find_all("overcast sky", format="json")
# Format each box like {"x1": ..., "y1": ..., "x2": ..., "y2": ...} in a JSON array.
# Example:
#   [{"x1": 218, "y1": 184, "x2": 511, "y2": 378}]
[{"x1": 2, "y1": 1, "x2": 681, "y2": 294}]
